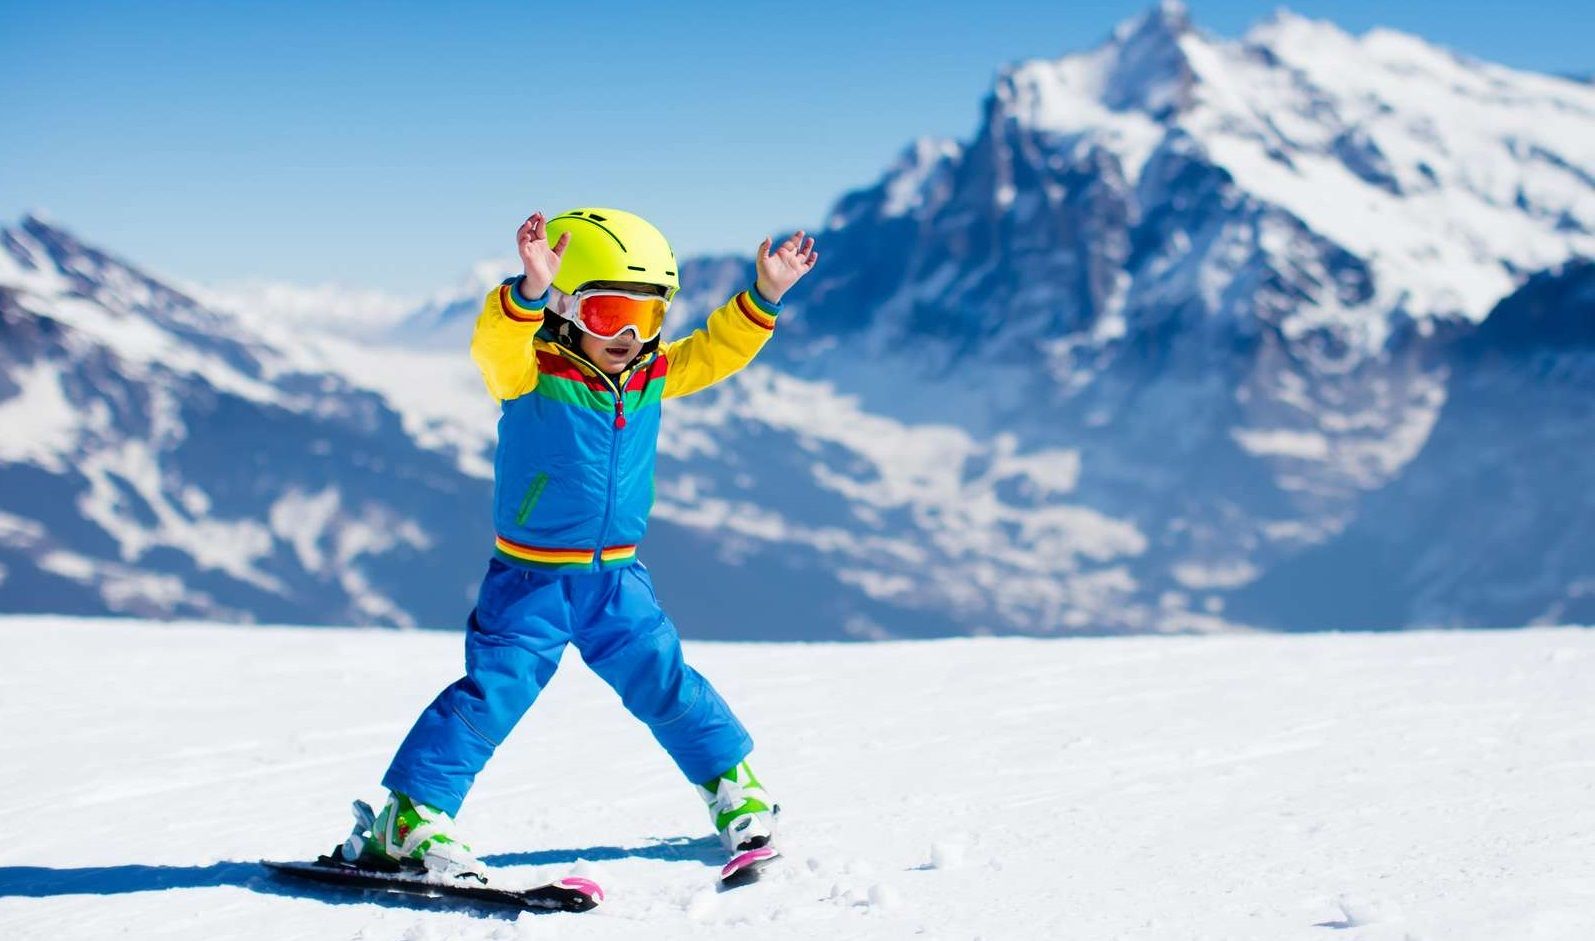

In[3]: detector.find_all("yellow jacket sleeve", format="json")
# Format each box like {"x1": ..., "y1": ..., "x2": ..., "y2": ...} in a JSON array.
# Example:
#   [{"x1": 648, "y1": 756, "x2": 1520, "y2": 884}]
[
  {"x1": 662, "y1": 289, "x2": 781, "y2": 399},
  {"x1": 470, "y1": 279, "x2": 548, "y2": 401}
]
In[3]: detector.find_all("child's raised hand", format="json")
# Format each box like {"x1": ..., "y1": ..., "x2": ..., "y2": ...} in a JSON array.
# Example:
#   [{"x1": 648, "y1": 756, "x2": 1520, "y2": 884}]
[
  {"x1": 517, "y1": 212, "x2": 570, "y2": 298},
  {"x1": 754, "y1": 230, "x2": 819, "y2": 305}
]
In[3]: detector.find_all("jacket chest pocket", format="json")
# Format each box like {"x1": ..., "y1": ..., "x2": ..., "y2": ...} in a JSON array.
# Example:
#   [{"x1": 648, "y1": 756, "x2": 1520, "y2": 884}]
[{"x1": 514, "y1": 471, "x2": 551, "y2": 525}]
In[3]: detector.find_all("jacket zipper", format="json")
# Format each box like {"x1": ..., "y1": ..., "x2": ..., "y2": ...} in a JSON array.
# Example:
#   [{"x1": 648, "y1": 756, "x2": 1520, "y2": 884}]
[
  {"x1": 562, "y1": 349, "x2": 637, "y2": 569},
  {"x1": 593, "y1": 409, "x2": 624, "y2": 570}
]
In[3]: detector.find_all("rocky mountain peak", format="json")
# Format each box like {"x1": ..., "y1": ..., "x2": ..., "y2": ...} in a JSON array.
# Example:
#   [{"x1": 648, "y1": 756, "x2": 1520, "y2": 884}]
[{"x1": 1102, "y1": 0, "x2": 1198, "y2": 117}]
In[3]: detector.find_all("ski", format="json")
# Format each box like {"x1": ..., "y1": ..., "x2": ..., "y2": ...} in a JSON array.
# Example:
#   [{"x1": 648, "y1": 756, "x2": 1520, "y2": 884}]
[
  {"x1": 717, "y1": 845, "x2": 780, "y2": 889},
  {"x1": 263, "y1": 850, "x2": 603, "y2": 914}
]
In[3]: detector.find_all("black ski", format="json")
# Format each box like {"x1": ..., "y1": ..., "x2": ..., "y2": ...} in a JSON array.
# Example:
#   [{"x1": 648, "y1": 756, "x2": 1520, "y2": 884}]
[{"x1": 263, "y1": 850, "x2": 603, "y2": 914}]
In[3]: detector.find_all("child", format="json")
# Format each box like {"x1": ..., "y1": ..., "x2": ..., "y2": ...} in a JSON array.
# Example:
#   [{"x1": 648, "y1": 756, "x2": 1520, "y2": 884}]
[{"x1": 350, "y1": 207, "x2": 818, "y2": 880}]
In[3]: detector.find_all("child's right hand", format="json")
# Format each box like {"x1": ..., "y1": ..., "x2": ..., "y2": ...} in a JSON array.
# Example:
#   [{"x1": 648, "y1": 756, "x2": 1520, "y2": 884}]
[{"x1": 517, "y1": 212, "x2": 570, "y2": 298}]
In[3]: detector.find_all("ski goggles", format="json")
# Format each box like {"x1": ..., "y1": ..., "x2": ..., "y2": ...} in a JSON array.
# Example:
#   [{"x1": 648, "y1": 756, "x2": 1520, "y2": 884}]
[{"x1": 565, "y1": 289, "x2": 669, "y2": 342}]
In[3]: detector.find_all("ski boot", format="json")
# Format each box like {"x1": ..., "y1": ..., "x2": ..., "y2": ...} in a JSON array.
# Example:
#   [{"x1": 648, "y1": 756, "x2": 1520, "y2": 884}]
[
  {"x1": 340, "y1": 792, "x2": 489, "y2": 883},
  {"x1": 697, "y1": 759, "x2": 781, "y2": 853}
]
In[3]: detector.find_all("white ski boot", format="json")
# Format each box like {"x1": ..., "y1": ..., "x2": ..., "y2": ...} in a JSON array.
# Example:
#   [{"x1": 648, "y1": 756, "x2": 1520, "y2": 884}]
[
  {"x1": 341, "y1": 793, "x2": 489, "y2": 882},
  {"x1": 696, "y1": 760, "x2": 780, "y2": 853}
]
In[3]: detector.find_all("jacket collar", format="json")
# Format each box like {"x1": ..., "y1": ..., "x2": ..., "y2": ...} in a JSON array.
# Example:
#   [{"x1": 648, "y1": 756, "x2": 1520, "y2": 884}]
[{"x1": 536, "y1": 336, "x2": 660, "y2": 392}]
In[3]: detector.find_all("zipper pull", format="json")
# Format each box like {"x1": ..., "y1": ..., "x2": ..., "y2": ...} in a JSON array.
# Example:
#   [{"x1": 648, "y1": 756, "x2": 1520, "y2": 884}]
[{"x1": 614, "y1": 396, "x2": 626, "y2": 429}]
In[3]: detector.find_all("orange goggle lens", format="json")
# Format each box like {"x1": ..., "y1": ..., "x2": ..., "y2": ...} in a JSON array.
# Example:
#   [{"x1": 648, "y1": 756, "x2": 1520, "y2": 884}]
[{"x1": 574, "y1": 292, "x2": 668, "y2": 341}]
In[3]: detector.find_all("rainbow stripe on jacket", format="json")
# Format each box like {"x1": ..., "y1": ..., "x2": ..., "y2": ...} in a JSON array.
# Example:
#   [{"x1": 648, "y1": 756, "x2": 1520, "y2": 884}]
[{"x1": 471, "y1": 278, "x2": 780, "y2": 572}]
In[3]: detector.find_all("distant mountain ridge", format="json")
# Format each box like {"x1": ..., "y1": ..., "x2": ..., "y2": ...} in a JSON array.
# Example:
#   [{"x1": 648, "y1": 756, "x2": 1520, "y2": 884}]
[
  {"x1": 0, "y1": 215, "x2": 493, "y2": 626},
  {"x1": 652, "y1": 2, "x2": 1593, "y2": 631},
  {"x1": 2, "y1": 5, "x2": 1591, "y2": 635},
  {"x1": 1235, "y1": 260, "x2": 1595, "y2": 629}
]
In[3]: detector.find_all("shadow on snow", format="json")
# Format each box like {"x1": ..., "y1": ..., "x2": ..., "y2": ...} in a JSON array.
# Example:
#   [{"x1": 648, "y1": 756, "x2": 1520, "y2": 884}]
[{"x1": 0, "y1": 835, "x2": 720, "y2": 918}]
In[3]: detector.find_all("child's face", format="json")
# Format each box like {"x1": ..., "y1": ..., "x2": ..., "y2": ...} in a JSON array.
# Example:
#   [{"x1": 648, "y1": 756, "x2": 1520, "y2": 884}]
[
  {"x1": 579, "y1": 330, "x2": 642, "y2": 375},
  {"x1": 570, "y1": 280, "x2": 664, "y2": 375}
]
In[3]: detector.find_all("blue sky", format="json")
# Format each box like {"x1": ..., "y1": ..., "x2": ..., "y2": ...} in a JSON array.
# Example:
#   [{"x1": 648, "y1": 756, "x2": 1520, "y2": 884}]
[{"x1": 2, "y1": 0, "x2": 1589, "y2": 296}]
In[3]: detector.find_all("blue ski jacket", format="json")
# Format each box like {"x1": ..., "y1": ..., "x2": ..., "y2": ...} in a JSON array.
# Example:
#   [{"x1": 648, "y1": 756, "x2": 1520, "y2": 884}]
[{"x1": 470, "y1": 278, "x2": 781, "y2": 571}]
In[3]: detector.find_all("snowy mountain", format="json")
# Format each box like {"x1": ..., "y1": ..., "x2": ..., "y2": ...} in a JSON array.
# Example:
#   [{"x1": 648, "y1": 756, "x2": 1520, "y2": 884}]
[
  {"x1": 0, "y1": 217, "x2": 996, "y2": 638},
  {"x1": 653, "y1": 1, "x2": 1594, "y2": 633},
  {"x1": 4, "y1": 4, "x2": 1593, "y2": 636},
  {"x1": 5, "y1": 615, "x2": 1595, "y2": 938},
  {"x1": 0, "y1": 215, "x2": 495, "y2": 627},
  {"x1": 1236, "y1": 260, "x2": 1595, "y2": 629}
]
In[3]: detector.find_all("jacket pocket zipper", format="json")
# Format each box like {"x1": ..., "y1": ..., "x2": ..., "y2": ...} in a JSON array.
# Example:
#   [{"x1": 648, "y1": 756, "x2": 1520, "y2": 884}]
[{"x1": 515, "y1": 471, "x2": 550, "y2": 525}]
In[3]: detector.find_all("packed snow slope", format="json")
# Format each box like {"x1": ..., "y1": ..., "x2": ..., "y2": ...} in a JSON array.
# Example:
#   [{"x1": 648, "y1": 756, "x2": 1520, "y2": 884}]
[{"x1": 3, "y1": 618, "x2": 1594, "y2": 940}]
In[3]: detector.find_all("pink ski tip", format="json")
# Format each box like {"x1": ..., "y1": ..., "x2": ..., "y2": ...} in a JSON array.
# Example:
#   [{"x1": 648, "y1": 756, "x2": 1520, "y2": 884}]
[
  {"x1": 556, "y1": 876, "x2": 604, "y2": 902},
  {"x1": 720, "y1": 846, "x2": 778, "y2": 879}
]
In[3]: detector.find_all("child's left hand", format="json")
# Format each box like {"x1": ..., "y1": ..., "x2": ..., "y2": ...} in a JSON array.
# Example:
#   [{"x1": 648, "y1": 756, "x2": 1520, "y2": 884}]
[{"x1": 754, "y1": 230, "x2": 819, "y2": 305}]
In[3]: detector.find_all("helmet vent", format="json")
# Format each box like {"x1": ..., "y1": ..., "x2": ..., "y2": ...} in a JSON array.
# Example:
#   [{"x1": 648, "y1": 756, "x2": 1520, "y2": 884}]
[
  {"x1": 627, "y1": 265, "x2": 647, "y2": 272},
  {"x1": 587, "y1": 213, "x2": 608, "y2": 222},
  {"x1": 664, "y1": 270, "x2": 675, "y2": 276}
]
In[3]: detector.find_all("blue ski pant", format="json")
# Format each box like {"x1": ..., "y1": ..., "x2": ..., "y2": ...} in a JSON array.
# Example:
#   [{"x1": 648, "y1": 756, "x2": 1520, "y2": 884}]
[{"x1": 382, "y1": 558, "x2": 753, "y2": 816}]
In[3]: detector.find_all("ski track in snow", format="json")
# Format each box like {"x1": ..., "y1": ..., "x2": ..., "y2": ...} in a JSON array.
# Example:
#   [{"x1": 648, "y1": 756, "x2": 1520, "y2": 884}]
[{"x1": 2, "y1": 617, "x2": 1594, "y2": 939}]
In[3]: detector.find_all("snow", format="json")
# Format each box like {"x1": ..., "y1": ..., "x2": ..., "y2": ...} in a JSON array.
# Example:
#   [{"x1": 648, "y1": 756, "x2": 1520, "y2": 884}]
[
  {"x1": 881, "y1": 138, "x2": 962, "y2": 217},
  {"x1": 652, "y1": 366, "x2": 1152, "y2": 631},
  {"x1": 957, "y1": 4, "x2": 1595, "y2": 343},
  {"x1": 0, "y1": 362, "x2": 84, "y2": 471},
  {"x1": 1189, "y1": 14, "x2": 1595, "y2": 325},
  {"x1": 1171, "y1": 559, "x2": 1261, "y2": 590},
  {"x1": 1231, "y1": 427, "x2": 1332, "y2": 460},
  {"x1": 34, "y1": 551, "x2": 209, "y2": 616},
  {"x1": 191, "y1": 280, "x2": 418, "y2": 339},
  {"x1": 1, "y1": 263, "x2": 292, "y2": 412},
  {"x1": 74, "y1": 439, "x2": 282, "y2": 593},
  {"x1": 997, "y1": 54, "x2": 1169, "y2": 186},
  {"x1": 268, "y1": 487, "x2": 343, "y2": 573},
  {"x1": 0, "y1": 511, "x2": 46, "y2": 547},
  {"x1": 4, "y1": 616, "x2": 1595, "y2": 939},
  {"x1": 306, "y1": 335, "x2": 499, "y2": 479}
]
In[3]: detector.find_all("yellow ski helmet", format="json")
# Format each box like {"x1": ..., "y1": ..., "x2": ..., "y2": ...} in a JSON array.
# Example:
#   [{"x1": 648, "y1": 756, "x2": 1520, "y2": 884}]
[{"x1": 545, "y1": 207, "x2": 679, "y2": 301}]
